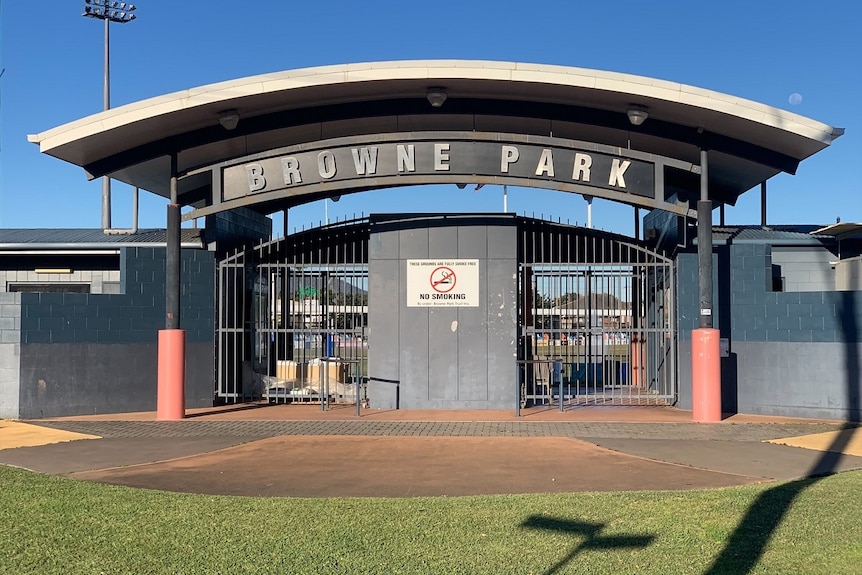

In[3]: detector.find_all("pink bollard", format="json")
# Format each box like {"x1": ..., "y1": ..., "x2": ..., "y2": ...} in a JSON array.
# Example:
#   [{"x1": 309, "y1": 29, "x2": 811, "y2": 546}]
[
  {"x1": 692, "y1": 328, "x2": 722, "y2": 422},
  {"x1": 157, "y1": 329, "x2": 186, "y2": 420}
]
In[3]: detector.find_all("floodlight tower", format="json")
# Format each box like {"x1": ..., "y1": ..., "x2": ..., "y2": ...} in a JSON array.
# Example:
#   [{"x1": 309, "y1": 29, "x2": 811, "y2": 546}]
[{"x1": 82, "y1": 1, "x2": 137, "y2": 230}]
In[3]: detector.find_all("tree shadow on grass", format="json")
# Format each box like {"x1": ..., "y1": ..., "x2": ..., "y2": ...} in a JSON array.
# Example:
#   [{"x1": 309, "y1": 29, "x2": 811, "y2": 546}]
[
  {"x1": 703, "y1": 291, "x2": 860, "y2": 575},
  {"x1": 521, "y1": 515, "x2": 654, "y2": 575}
]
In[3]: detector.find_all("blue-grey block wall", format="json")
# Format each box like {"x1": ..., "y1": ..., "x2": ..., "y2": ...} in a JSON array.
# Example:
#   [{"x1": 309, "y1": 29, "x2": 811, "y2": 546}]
[
  {"x1": 368, "y1": 218, "x2": 518, "y2": 409},
  {"x1": 16, "y1": 247, "x2": 215, "y2": 418},
  {"x1": 677, "y1": 242, "x2": 862, "y2": 420}
]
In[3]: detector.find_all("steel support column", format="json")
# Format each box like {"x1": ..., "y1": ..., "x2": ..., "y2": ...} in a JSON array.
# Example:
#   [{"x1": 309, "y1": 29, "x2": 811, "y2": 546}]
[
  {"x1": 693, "y1": 149, "x2": 721, "y2": 421},
  {"x1": 697, "y1": 214, "x2": 713, "y2": 329},
  {"x1": 166, "y1": 155, "x2": 181, "y2": 329},
  {"x1": 158, "y1": 154, "x2": 186, "y2": 420},
  {"x1": 166, "y1": 213, "x2": 181, "y2": 328}
]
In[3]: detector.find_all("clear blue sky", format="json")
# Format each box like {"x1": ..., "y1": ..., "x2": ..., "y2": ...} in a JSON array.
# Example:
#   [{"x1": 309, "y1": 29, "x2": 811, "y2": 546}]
[{"x1": 1, "y1": 0, "x2": 860, "y2": 235}]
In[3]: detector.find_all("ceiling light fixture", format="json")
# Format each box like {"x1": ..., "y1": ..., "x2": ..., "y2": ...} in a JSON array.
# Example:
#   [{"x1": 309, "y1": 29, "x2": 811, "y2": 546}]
[
  {"x1": 426, "y1": 87, "x2": 448, "y2": 108},
  {"x1": 626, "y1": 105, "x2": 649, "y2": 126},
  {"x1": 218, "y1": 110, "x2": 240, "y2": 131}
]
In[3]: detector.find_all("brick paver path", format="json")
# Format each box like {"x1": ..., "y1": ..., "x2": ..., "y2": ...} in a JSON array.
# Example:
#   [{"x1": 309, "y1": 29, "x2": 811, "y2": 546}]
[{"x1": 29, "y1": 419, "x2": 846, "y2": 441}]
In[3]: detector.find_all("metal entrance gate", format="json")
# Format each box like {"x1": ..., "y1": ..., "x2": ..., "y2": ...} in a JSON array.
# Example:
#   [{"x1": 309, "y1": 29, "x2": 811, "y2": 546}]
[
  {"x1": 518, "y1": 220, "x2": 676, "y2": 406},
  {"x1": 216, "y1": 215, "x2": 674, "y2": 409},
  {"x1": 216, "y1": 219, "x2": 370, "y2": 405}
]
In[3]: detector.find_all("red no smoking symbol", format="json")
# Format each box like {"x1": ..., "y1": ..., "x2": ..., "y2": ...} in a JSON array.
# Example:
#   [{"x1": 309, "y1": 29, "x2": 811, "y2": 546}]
[{"x1": 430, "y1": 266, "x2": 456, "y2": 293}]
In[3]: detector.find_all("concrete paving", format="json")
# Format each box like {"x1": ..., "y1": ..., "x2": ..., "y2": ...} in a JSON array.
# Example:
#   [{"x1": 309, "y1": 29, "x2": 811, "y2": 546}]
[
  {"x1": 1, "y1": 405, "x2": 861, "y2": 497},
  {"x1": 0, "y1": 437, "x2": 264, "y2": 475},
  {"x1": 592, "y1": 438, "x2": 862, "y2": 480},
  {"x1": 766, "y1": 427, "x2": 862, "y2": 456},
  {"x1": 0, "y1": 420, "x2": 99, "y2": 450}
]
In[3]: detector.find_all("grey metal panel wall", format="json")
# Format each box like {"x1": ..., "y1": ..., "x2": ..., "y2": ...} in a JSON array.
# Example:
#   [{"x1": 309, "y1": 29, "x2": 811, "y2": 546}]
[
  {"x1": 486, "y1": 225, "x2": 519, "y2": 405},
  {"x1": 676, "y1": 344, "x2": 693, "y2": 411},
  {"x1": 427, "y1": 306, "x2": 457, "y2": 403},
  {"x1": 398, "y1": 227, "x2": 434, "y2": 407},
  {"x1": 458, "y1": 305, "x2": 488, "y2": 402},
  {"x1": 455, "y1": 225, "x2": 492, "y2": 402},
  {"x1": 17, "y1": 341, "x2": 213, "y2": 419},
  {"x1": 368, "y1": 218, "x2": 517, "y2": 410},
  {"x1": 732, "y1": 341, "x2": 861, "y2": 421},
  {"x1": 367, "y1": 255, "x2": 401, "y2": 409},
  {"x1": 457, "y1": 226, "x2": 490, "y2": 403}
]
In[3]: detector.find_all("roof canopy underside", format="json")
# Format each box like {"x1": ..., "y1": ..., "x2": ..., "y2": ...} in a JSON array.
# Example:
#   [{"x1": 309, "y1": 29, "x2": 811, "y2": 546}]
[{"x1": 29, "y1": 60, "x2": 843, "y2": 212}]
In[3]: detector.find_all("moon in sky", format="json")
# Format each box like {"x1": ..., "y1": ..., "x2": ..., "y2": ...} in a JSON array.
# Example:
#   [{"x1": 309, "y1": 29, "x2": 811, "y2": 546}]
[{"x1": 788, "y1": 93, "x2": 803, "y2": 105}]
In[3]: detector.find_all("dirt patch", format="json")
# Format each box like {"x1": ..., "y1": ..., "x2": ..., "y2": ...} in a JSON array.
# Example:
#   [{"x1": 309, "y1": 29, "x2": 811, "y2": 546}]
[{"x1": 70, "y1": 435, "x2": 761, "y2": 497}]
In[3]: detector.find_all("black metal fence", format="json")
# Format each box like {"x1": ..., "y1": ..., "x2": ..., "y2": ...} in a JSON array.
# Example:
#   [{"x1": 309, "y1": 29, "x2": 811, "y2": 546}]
[
  {"x1": 217, "y1": 219, "x2": 370, "y2": 406},
  {"x1": 217, "y1": 216, "x2": 675, "y2": 409},
  {"x1": 518, "y1": 219, "x2": 676, "y2": 406}
]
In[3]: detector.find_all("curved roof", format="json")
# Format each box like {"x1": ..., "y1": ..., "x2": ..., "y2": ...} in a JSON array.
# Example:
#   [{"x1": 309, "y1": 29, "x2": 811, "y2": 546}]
[{"x1": 29, "y1": 60, "x2": 843, "y2": 209}]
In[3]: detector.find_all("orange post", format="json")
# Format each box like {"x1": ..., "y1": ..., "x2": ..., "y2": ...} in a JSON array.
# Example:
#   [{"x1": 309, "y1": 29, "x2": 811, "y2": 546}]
[
  {"x1": 692, "y1": 328, "x2": 721, "y2": 422},
  {"x1": 157, "y1": 329, "x2": 186, "y2": 420}
]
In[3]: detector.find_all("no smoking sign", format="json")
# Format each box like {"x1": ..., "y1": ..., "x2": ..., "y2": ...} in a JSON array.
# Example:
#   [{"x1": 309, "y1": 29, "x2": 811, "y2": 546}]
[
  {"x1": 430, "y1": 266, "x2": 456, "y2": 292},
  {"x1": 406, "y1": 259, "x2": 479, "y2": 307}
]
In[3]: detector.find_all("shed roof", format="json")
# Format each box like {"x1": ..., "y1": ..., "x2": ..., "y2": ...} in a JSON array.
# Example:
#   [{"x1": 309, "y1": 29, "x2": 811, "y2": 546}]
[
  {"x1": 710, "y1": 225, "x2": 833, "y2": 245},
  {"x1": 0, "y1": 228, "x2": 205, "y2": 250},
  {"x1": 811, "y1": 222, "x2": 862, "y2": 240}
]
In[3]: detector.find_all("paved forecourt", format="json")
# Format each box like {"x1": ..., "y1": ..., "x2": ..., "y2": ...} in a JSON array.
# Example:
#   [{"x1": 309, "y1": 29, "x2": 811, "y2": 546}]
[{"x1": 2, "y1": 406, "x2": 861, "y2": 497}]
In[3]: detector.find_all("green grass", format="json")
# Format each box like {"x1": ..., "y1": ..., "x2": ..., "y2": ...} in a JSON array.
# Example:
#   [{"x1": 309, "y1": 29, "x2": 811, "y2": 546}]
[{"x1": 1, "y1": 465, "x2": 860, "y2": 575}]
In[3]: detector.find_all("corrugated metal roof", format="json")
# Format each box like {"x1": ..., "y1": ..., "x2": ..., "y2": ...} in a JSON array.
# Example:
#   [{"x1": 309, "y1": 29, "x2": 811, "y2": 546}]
[
  {"x1": 0, "y1": 228, "x2": 205, "y2": 248},
  {"x1": 710, "y1": 225, "x2": 832, "y2": 244}
]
